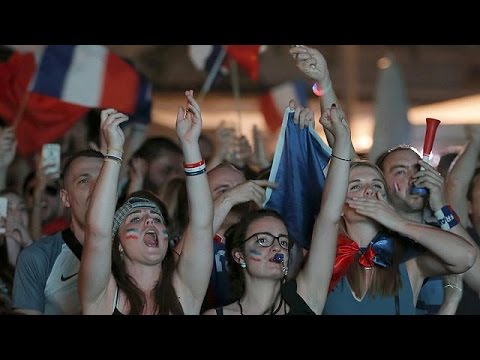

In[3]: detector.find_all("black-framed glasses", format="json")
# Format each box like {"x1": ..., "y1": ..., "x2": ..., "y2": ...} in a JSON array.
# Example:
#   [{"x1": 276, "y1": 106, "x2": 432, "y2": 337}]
[{"x1": 243, "y1": 232, "x2": 292, "y2": 250}]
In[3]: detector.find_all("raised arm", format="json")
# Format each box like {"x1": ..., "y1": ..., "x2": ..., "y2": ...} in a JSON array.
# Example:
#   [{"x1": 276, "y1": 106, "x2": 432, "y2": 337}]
[
  {"x1": 0, "y1": 127, "x2": 16, "y2": 191},
  {"x1": 445, "y1": 125, "x2": 480, "y2": 294},
  {"x1": 79, "y1": 109, "x2": 128, "y2": 313},
  {"x1": 289, "y1": 45, "x2": 357, "y2": 161},
  {"x1": 173, "y1": 90, "x2": 214, "y2": 314},
  {"x1": 295, "y1": 104, "x2": 352, "y2": 314},
  {"x1": 447, "y1": 126, "x2": 480, "y2": 224}
]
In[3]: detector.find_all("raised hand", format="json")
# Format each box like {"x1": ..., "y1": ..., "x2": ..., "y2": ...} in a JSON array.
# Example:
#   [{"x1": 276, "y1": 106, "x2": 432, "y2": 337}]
[
  {"x1": 320, "y1": 105, "x2": 350, "y2": 143},
  {"x1": 412, "y1": 160, "x2": 446, "y2": 212},
  {"x1": 289, "y1": 45, "x2": 330, "y2": 84},
  {"x1": 176, "y1": 90, "x2": 202, "y2": 146},
  {"x1": 127, "y1": 156, "x2": 148, "y2": 195},
  {"x1": 100, "y1": 108, "x2": 129, "y2": 154},
  {"x1": 289, "y1": 100, "x2": 315, "y2": 130},
  {"x1": 5, "y1": 217, "x2": 33, "y2": 248},
  {"x1": 224, "y1": 180, "x2": 277, "y2": 208},
  {"x1": 216, "y1": 121, "x2": 236, "y2": 156},
  {"x1": 0, "y1": 127, "x2": 17, "y2": 169},
  {"x1": 248, "y1": 125, "x2": 270, "y2": 170}
]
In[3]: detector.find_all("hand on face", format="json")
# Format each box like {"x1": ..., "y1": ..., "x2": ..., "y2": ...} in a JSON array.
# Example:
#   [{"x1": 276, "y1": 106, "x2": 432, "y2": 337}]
[{"x1": 346, "y1": 191, "x2": 402, "y2": 230}]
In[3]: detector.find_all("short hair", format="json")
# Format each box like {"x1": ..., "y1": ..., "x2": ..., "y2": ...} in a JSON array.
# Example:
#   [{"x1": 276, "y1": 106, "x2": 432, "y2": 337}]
[
  {"x1": 375, "y1": 145, "x2": 421, "y2": 171},
  {"x1": 61, "y1": 149, "x2": 104, "y2": 186},
  {"x1": 133, "y1": 137, "x2": 182, "y2": 162}
]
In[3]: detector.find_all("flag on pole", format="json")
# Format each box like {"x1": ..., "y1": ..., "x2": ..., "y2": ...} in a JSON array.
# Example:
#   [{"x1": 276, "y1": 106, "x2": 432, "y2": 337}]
[
  {"x1": 188, "y1": 45, "x2": 229, "y2": 77},
  {"x1": 189, "y1": 45, "x2": 262, "y2": 81},
  {"x1": 225, "y1": 45, "x2": 261, "y2": 81},
  {"x1": 28, "y1": 45, "x2": 143, "y2": 113},
  {"x1": 264, "y1": 107, "x2": 332, "y2": 250},
  {"x1": 0, "y1": 46, "x2": 152, "y2": 156},
  {"x1": 369, "y1": 56, "x2": 412, "y2": 162},
  {"x1": 259, "y1": 79, "x2": 308, "y2": 133}
]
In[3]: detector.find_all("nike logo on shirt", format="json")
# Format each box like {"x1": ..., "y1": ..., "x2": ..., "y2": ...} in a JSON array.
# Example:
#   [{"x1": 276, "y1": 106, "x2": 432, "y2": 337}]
[{"x1": 60, "y1": 272, "x2": 78, "y2": 282}]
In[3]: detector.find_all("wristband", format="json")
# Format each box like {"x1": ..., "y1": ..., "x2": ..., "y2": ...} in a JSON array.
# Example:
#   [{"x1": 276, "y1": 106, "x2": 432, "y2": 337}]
[
  {"x1": 312, "y1": 81, "x2": 332, "y2": 97},
  {"x1": 434, "y1": 205, "x2": 460, "y2": 230}
]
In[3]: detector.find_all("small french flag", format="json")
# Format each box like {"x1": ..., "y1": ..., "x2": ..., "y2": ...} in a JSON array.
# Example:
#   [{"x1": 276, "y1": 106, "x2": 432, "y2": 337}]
[
  {"x1": 29, "y1": 45, "x2": 145, "y2": 114},
  {"x1": 259, "y1": 79, "x2": 308, "y2": 132},
  {"x1": 188, "y1": 45, "x2": 228, "y2": 76},
  {"x1": 0, "y1": 46, "x2": 151, "y2": 156}
]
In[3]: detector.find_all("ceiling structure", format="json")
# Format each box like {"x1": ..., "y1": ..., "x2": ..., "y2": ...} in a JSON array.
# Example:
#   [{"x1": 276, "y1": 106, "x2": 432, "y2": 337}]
[
  {"x1": 108, "y1": 45, "x2": 480, "y2": 107},
  {"x1": 108, "y1": 45, "x2": 480, "y2": 156}
]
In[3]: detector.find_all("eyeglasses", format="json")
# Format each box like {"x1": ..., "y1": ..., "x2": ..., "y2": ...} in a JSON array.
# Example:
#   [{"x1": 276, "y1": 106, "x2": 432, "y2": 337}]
[{"x1": 243, "y1": 232, "x2": 292, "y2": 250}]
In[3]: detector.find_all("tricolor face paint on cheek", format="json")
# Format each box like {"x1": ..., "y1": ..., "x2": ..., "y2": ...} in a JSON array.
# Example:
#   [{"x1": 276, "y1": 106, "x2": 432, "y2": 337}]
[
  {"x1": 248, "y1": 248, "x2": 262, "y2": 261},
  {"x1": 394, "y1": 182, "x2": 401, "y2": 193},
  {"x1": 162, "y1": 229, "x2": 169, "y2": 240},
  {"x1": 125, "y1": 228, "x2": 140, "y2": 241}
]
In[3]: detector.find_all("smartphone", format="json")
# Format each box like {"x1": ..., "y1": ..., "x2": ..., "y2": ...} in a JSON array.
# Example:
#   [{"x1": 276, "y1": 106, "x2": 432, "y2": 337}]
[
  {"x1": 0, "y1": 196, "x2": 7, "y2": 234},
  {"x1": 41, "y1": 143, "x2": 61, "y2": 176}
]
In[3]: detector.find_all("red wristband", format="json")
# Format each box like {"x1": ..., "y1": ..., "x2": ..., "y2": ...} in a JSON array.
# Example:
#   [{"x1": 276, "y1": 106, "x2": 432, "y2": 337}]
[{"x1": 183, "y1": 159, "x2": 205, "y2": 169}]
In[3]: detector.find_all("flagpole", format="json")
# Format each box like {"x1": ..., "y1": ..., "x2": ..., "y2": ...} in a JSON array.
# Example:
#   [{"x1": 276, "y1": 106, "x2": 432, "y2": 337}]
[
  {"x1": 229, "y1": 58, "x2": 242, "y2": 136},
  {"x1": 12, "y1": 84, "x2": 30, "y2": 130},
  {"x1": 197, "y1": 46, "x2": 228, "y2": 104}
]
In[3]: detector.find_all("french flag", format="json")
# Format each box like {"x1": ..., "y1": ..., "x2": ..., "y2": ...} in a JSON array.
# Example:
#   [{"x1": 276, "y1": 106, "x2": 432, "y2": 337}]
[
  {"x1": 259, "y1": 79, "x2": 308, "y2": 133},
  {"x1": 263, "y1": 107, "x2": 331, "y2": 250},
  {"x1": 29, "y1": 45, "x2": 144, "y2": 114},
  {"x1": 0, "y1": 46, "x2": 151, "y2": 156},
  {"x1": 189, "y1": 45, "x2": 229, "y2": 76},
  {"x1": 189, "y1": 45, "x2": 262, "y2": 81}
]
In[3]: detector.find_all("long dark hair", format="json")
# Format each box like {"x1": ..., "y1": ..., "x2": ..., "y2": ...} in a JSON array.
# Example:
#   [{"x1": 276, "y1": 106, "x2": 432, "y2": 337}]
[
  {"x1": 225, "y1": 208, "x2": 288, "y2": 300},
  {"x1": 111, "y1": 190, "x2": 184, "y2": 315}
]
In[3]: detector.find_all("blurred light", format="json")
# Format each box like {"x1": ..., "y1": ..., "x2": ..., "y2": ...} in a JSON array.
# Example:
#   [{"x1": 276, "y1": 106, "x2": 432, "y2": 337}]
[
  {"x1": 377, "y1": 57, "x2": 392, "y2": 70},
  {"x1": 350, "y1": 114, "x2": 374, "y2": 153},
  {"x1": 409, "y1": 95, "x2": 480, "y2": 125}
]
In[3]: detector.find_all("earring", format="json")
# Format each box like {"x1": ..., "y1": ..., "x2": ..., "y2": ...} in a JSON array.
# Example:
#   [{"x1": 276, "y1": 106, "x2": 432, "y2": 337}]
[
  {"x1": 283, "y1": 266, "x2": 289, "y2": 277},
  {"x1": 240, "y1": 261, "x2": 246, "y2": 269}
]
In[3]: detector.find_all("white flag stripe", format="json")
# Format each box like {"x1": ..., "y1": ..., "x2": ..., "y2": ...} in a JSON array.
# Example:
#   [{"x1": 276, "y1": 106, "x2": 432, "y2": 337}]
[
  {"x1": 271, "y1": 84, "x2": 297, "y2": 111},
  {"x1": 61, "y1": 45, "x2": 107, "y2": 107}
]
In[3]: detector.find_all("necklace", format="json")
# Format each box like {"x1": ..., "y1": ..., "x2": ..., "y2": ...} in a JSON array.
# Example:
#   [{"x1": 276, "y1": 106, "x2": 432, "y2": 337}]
[{"x1": 237, "y1": 296, "x2": 284, "y2": 315}]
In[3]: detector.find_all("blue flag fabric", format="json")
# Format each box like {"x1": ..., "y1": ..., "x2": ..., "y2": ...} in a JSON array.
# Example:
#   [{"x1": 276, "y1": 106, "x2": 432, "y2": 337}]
[{"x1": 264, "y1": 108, "x2": 332, "y2": 250}]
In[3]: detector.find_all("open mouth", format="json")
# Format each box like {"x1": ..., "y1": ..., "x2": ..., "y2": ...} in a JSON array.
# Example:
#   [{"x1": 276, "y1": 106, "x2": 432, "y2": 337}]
[{"x1": 143, "y1": 229, "x2": 159, "y2": 247}]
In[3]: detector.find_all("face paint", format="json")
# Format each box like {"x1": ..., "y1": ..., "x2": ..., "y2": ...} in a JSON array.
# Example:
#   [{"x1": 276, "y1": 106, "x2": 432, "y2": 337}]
[
  {"x1": 394, "y1": 182, "x2": 400, "y2": 193},
  {"x1": 125, "y1": 228, "x2": 140, "y2": 241},
  {"x1": 248, "y1": 248, "x2": 262, "y2": 262}
]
